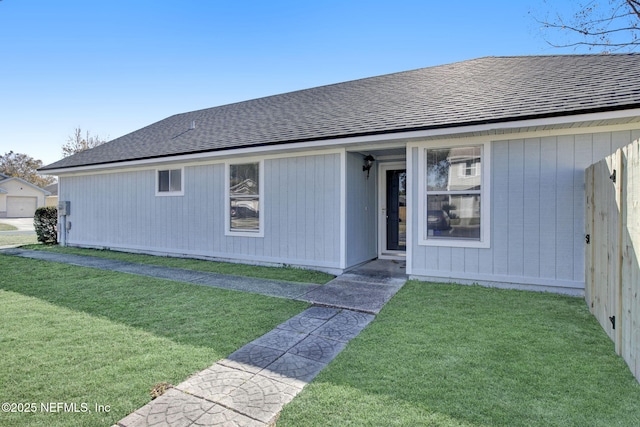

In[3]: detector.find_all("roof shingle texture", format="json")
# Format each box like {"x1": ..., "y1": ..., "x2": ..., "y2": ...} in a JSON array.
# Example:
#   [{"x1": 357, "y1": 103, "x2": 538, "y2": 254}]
[{"x1": 42, "y1": 54, "x2": 640, "y2": 170}]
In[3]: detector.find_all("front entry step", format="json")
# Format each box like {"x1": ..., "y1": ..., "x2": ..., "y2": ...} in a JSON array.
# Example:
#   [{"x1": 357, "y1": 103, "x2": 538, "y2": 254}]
[{"x1": 297, "y1": 260, "x2": 407, "y2": 314}]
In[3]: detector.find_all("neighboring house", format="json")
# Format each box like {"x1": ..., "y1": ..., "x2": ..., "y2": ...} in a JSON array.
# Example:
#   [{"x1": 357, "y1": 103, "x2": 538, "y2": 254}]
[
  {"x1": 39, "y1": 55, "x2": 640, "y2": 295},
  {"x1": 44, "y1": 182, "x2": 59, "y2": 207},
  {"x1": 0, "y1": 173, "x2": 50, "y2": 218}
]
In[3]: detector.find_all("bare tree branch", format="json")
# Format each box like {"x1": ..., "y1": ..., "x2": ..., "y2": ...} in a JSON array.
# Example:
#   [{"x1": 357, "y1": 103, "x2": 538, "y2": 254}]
[
  {"x1": 533, "y1": 0, "x2": 640, "y2": 52},
  {"x1": 628, "y1": 0, "x2": 640, "y2": 18},
  {"x1": 62, "y1": 127, "x2": 108, "y2": 157}
]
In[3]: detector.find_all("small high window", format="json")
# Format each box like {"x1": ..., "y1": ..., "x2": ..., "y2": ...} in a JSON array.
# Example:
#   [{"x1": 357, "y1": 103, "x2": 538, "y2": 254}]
[{"x1": 156, "y1": 168, "x2": 183, "y2": 195}]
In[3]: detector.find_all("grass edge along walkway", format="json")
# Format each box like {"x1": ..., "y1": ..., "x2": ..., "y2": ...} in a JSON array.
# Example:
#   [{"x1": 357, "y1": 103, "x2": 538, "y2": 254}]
[
  {"x1": 0, "y1": 254, "x2": 308, "y2": 427},
  {"x1": 20, "y1": 244, "x2": 334, "y2": 285},
  {"x1": 277, "y1": 281, "x2": 640, "y2": 427},
  {"x1": 4, "y1": 250, "x2": 640, "y2": 426}
]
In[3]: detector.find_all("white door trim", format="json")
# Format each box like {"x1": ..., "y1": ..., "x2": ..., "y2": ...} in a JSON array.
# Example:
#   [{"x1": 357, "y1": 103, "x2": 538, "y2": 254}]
[{"x1": 378, "y1": 161, "x2": 407, "y2": 259}]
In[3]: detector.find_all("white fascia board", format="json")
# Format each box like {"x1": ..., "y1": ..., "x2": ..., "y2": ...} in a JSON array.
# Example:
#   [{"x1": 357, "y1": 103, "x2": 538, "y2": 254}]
[
  {"x1": 46, "y1": 147, "x2": 344, "y2": 177},
  {"x1": 42, "y1": 108, "x2": 640, "y2": 176}
]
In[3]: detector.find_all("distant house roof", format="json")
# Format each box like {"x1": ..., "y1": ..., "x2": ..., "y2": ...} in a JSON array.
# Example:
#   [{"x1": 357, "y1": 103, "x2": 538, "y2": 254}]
[
  {"x1": 0, "y1": 176, "x2": 51, "y2": 195},
  {"x1": 41, "y1": 54, "x2": 640, "y2": 171},
  {"x1": 44, "y1": 183, "x2": 58, "y2": 196}
]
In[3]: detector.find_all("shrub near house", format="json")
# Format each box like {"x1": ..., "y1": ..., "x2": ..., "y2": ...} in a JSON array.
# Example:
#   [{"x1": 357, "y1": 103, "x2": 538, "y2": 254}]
[{"x1": 33, "y1": 206, "x2": 57, "y2": 244}]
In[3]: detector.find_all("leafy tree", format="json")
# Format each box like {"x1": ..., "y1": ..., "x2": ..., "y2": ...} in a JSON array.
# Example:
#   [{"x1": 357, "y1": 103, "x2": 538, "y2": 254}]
[
  {"x1": 534, "y1": 0, "x2": 640, "y2": 51},
  {"x1": 62, "y1": 127, "x2": 107, "y2": 157},
  {"x1": 0, "y1": 151, "x2": 55, "y2": 188}
]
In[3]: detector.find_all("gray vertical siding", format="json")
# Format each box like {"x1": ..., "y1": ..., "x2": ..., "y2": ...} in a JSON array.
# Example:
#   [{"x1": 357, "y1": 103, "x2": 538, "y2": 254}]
[
  {"x1": 345, "y1": 152, "x2": 377, "y2": 267},
  {"x1": 410, "y1": 129, "x2": 640, "y2": 293},
  {"x1": 59, "y1": 152, "x2": 342, "y2": 270},
  {"x1": 264, "y1": 154, "x2": 341, "y2": 267}
]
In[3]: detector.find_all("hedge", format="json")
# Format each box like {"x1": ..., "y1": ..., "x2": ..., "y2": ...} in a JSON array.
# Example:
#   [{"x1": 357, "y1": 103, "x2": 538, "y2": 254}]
[{"x1": 33, "y1": 206, "x2": 58, "y2": 244}]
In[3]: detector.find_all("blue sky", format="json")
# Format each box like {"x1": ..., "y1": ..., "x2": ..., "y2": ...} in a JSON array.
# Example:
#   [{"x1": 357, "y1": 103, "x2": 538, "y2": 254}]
[{"x1": 1, "y1": 0, "x2": 585, "y2": 166}]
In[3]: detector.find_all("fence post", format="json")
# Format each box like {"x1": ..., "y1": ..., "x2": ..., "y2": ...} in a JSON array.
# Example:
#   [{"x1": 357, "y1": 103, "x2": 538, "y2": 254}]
[
  {"x1": 614, "y1": 149, "x2": 623, "y2": 355},
  {"x1": 585, "y1": 165, "x2": 595, "y2": 312}
]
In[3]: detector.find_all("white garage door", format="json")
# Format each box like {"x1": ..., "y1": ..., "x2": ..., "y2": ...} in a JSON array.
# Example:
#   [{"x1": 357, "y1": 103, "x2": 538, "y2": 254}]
[{"x1": 7, "y1": 196, "x2": 37, "y2": 217}]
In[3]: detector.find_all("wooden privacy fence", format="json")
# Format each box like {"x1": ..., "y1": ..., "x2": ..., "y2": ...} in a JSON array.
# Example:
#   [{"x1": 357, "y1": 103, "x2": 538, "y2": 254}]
[{"x1": 585, "y1": 139, "x2": 640, "y2": 383}]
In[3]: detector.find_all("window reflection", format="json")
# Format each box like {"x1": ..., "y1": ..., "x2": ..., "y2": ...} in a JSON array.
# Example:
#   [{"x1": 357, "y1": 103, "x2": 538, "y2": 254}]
[
  {"x1": 398, "y1": 172, "x2": 406, "y2": 248},
  {"x1": 427, "y1": 147, "x2": 481, "y2": 191},
  {"x1": 427, "y1": 195, "x2": 480, "y2": 239},
  {"x1": 230, "y1": 163, "x2": 260, "y2": 231},
  {"x1": 426, "y1": 146, "x2": 482, "y2": 240}
]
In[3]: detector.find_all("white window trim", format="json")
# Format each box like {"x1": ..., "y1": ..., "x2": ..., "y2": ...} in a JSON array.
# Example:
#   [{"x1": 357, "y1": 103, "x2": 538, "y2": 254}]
[
  {"x1": 417, "y1": 141, "x2": 491, "y2": 249},
  {"x1": 225, "y1": 160, "x2": 265, "y2": 238},
  {"x1": 155, "y1": 167, "x2": 184, "y2": 196}
]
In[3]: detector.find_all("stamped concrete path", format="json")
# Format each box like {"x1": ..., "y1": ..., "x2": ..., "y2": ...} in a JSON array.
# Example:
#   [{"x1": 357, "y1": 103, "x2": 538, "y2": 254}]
[
  {"x1": 2, "y1": 249, "x2": 406, "y2": 426},
  {"x1": 118, "y1": 306, "x2": 375, "y2": 426}
]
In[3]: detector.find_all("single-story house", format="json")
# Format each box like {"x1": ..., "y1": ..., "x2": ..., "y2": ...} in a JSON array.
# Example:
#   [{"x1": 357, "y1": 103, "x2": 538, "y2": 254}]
[
  {"x1": 0, "y1": 173, "x2": 50, "y2": 218},
  {"x1": 39, "y1": 54, "x2": 640, "y2": 295}
]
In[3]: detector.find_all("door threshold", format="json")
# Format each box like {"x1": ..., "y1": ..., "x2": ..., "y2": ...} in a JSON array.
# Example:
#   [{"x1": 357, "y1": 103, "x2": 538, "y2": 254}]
[{"x1": 379, "y1": 252, "x2": 406, "y2": 260}]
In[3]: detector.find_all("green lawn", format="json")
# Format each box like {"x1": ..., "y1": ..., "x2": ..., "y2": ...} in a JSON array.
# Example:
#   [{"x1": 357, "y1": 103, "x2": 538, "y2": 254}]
[
  {"x1": 21, "y1": 244, "x2": 334, "y2": 284},
  {"x1": 0, "y1": 222, "x2": 37, "y2": 247},
  {"x1": 278, "y1": 281, "x2": 640, "y2": 426},
  {"x1": 0, "y1": 255, "x2": 308, "y2": 426},
  {"x1": 4, "y1": 250, "x2": 640, "y2": 427},
  {"x1": 0, "y1": 233, "x2": 37, "y2": 246}
]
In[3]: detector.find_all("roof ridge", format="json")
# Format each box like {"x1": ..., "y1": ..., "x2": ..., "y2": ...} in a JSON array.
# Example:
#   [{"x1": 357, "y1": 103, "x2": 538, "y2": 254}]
[
  {"x1": 169, "y1": 53, "x2": 640, "y2": 117},
  {"x1": 40, "y1": 54, "x2": 640, "y2": 171}
]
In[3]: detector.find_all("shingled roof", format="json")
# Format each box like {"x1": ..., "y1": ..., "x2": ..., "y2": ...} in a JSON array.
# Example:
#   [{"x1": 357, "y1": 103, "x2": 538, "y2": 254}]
[{"x1": 41, "y1": 54, "x2": 640, "y2": 171}]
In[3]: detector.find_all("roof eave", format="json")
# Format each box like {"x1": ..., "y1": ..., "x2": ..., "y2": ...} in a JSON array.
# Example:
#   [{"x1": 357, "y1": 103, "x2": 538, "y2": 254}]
[{"x1": 39, "y1": 105, "x2": 640, "y2": 174}]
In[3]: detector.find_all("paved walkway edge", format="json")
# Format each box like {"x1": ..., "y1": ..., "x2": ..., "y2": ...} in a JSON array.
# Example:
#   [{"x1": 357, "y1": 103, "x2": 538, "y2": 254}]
[
  {"x1": 1, "y1": 248, "x2": 323, "y2": 300},
  {"x1": 2, "y1": 248, "x2": 407, "y2": 426},
  {"x1": 115, "y1": 306, "x2": 375, "y2": 427},
  {"x1": 2, "y1": 249, "x2": 406, "y2": 314}
]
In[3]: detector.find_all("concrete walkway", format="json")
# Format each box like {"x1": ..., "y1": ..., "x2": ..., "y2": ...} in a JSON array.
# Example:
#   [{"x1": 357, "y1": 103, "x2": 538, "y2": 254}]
[
  {"x1": 118, "y1": 306, "x2": 375, "y2": 426},
  {"x1": 3, "y1": 249, "x2": 406, "y2": 314},
  {"x1": 1, "y1": 249, "x2": 406, "y2": 425}
]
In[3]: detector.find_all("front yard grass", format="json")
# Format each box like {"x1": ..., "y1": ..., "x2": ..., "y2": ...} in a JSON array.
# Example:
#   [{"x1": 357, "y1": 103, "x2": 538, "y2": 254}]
[
  {"x1": 4, "y1": 249, "x2": 640, "y2": 427},
  {"x1": 0, "y1": 222, "x2": 37, "y2": 246},
  {"x1": 0, "y1": 255, "x2": 308, "y2": 426},
  {"x1": 0, "y1": 234, "x2": 37, "y2": 246},
  {"x1": 278, "y1": 281, "x2": 640, "y2": 426},
  {"x1": 21, "y1": 244, "x2": 334, "y2": 284}
]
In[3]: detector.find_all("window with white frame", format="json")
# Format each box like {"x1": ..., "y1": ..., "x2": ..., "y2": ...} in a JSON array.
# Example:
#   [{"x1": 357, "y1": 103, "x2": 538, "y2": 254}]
[
  {"x1": 227, "y1": 162, "x2": 262, "y2": 235},
  {"x1": 156, "y1": 168, "x2": 183, "y2": 195},
  {"x1": 463, "y1": 159, "x2": 479, "y2": 177},
  {"x1": 419, "y1": 143, "x2": 489, "y2": 248}
]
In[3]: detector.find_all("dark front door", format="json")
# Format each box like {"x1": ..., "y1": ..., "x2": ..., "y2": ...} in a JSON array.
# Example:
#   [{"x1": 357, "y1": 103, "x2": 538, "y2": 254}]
[{"x1": 386, "y1": 169, "x2": 406, "y2": 251}]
